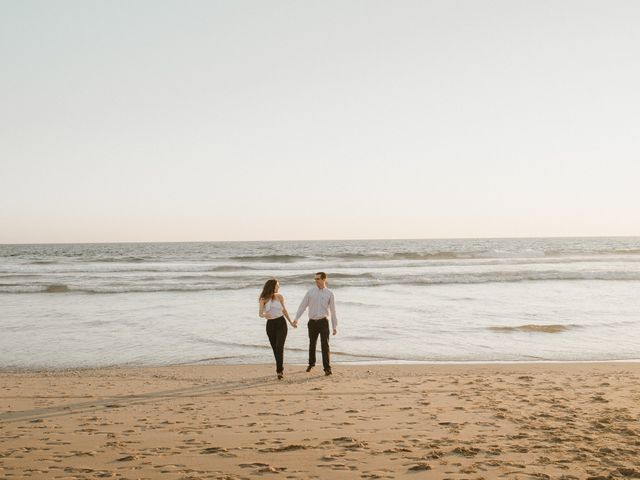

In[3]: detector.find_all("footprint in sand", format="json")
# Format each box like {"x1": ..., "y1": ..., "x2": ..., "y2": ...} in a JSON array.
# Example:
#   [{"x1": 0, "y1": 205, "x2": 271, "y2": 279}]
[
  {"x1": 115, "y1": 454, "x2": 137, "y2": 462},
  {"x1": 450, "y1": 446, "x2": 480, "y2": 457}
]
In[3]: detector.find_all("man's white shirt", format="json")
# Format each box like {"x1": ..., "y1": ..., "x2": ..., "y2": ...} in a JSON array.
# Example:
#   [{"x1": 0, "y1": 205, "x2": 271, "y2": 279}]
[{"x1": 294, "y1": 286, "x2": 338, "y2": 330}]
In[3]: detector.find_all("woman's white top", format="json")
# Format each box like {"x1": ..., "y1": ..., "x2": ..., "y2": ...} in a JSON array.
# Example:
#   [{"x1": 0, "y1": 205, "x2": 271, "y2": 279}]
[{"x1": 263, "y1": 297, "x2": 284, "y2": 319}]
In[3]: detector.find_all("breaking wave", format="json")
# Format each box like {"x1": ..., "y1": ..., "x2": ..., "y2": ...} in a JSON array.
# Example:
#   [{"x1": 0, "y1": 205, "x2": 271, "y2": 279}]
[
  {"x1": 2, "y1": 269, "x2": 640, "y2": 294},
  {"x1": 229, "y1": 254, "x2": 309, "y2": 263}
]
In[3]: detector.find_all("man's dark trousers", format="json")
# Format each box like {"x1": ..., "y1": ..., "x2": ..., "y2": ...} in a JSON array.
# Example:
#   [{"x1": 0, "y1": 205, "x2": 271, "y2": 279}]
[{"x1": 308, "y1": 318, "x2": 331, "y2": 372}]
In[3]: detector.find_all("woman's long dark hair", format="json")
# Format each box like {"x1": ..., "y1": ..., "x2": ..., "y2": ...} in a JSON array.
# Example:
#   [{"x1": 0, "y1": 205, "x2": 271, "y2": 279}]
[{"x1": 259, "y1": 279, "x2": 278, "y2": 302}]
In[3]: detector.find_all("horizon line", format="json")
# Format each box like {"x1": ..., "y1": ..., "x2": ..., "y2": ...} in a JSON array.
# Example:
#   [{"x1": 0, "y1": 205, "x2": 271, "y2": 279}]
[{"x1": 2, "y1": 233, "x2": 639, "y2": 247}]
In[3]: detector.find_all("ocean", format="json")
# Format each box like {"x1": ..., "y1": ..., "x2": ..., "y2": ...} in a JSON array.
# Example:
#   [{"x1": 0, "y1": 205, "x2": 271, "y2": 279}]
[{"x1": 1, "y1": 237, "x2": 639, "y2": 370}]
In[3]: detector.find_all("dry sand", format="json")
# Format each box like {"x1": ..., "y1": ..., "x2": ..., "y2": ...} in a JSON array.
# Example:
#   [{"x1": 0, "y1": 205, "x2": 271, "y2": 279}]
[{"x1": 1, "y1": 362, "x2": 639, "y2": 479}]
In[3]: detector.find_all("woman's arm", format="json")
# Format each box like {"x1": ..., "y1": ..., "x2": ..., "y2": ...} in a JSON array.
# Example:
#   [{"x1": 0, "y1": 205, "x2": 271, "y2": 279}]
[
  {"x1": 258, "y1": 298, "x2": 267, "y2": 318},
  {"x1": 277, "y1": 294, "x2": 295, "y2": 327}
]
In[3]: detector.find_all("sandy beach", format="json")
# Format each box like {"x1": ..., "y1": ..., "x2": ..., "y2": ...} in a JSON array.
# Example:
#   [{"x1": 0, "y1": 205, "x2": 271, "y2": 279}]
[{"x1": 1, "y1": 362, "x2": 639, "y2": 479}]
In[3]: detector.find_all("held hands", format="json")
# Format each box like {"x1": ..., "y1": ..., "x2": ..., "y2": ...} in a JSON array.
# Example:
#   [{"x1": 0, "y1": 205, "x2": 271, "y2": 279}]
[{"x1": 283, "y1": 319, "x2": 332, "y2": 333}]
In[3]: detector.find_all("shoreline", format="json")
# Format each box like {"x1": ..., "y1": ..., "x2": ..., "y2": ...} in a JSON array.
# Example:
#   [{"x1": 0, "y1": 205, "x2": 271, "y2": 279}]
[
  {"x1": 2, "y1": 357, "x2": 640, "y2": 375},
  {"x1": 2, "y1": 362, "x2": 640, "y2": 478}
]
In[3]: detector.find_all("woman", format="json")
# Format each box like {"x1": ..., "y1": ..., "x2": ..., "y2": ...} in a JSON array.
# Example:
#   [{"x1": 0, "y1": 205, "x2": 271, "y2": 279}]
[{"x1": 258, "y1": 279, "x2": 296, "y2": 379}]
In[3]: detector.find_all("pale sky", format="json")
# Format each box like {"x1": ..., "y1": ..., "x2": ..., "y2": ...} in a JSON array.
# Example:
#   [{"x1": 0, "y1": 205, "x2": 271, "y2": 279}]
[{"x1": 1, "y1": 0, "x2": 639, "y2": 244}]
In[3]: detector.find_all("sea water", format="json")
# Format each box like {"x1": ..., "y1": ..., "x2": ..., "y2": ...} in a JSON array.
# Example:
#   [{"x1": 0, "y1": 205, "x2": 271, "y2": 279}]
[{"x1": 1, "y1": 237, "x2": 639, "y2": 370}]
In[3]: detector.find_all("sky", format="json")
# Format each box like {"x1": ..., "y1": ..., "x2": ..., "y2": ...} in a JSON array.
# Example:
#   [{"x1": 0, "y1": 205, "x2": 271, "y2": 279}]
[{"x1": 1, "y1": 0, "x2": 639, "y2": 244}]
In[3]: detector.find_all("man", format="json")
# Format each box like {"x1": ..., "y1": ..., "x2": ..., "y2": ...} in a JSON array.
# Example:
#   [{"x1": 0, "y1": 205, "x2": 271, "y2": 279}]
[{"x1": 293, "y1": 272, "x2": 338, "y2": 376}]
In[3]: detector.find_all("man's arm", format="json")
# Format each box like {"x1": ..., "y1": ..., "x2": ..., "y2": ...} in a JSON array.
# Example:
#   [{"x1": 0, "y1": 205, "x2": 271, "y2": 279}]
[
  {"x1": 329, "y1": 291, "x2": 338, "y2": 334},
  {"x1": 294, "y1": 290, "x2": 310, "y2": 322}
]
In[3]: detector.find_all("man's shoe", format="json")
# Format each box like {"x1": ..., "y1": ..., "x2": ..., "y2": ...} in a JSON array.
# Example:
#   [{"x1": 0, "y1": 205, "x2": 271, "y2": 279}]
[
  {"x1": 305, "y1": 366, "x2": 313, "y2": 372},
  {"x1": 324, "y1": 370, "x2": 332, "y2": 376}
]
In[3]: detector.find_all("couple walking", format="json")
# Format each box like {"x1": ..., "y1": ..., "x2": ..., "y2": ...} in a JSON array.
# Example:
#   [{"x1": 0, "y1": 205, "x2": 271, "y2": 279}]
[{"x1": 258, "y1": 272, "x2": 338, "y2": 380}]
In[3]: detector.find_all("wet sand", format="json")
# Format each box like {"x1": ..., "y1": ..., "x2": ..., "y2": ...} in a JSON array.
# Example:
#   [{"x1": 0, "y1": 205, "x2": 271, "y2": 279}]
[{"x1": 1, "y1": 362, "x2": 639, "y2": 479}]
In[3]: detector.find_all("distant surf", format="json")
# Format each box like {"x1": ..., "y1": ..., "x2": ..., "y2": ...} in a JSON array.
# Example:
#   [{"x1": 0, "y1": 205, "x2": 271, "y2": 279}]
[{"x1": 2, "y1": 269, "x2": 639, "y2": 294}]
